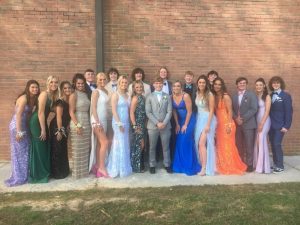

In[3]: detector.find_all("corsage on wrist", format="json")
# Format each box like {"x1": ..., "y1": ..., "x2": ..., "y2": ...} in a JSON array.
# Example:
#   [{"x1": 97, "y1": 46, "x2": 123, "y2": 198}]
[
  {"x1": 75, "y1": 122, "x2": 82, "y2": 128},
  {"x1": 116, "y1": 121, "x2": 123, "y2": 127},
  {"x1": 16, "y1": 131, "x2": 26, "y2": 138},
  {"x1": 92, "y1": 122, "x2": 102, "y2": 128},
  {"x1": 132, "y1": 124, "x2": 137, "y2": 129},
  {"x1": 55, "y1": 127, "x2": 67, "y2": 137}
]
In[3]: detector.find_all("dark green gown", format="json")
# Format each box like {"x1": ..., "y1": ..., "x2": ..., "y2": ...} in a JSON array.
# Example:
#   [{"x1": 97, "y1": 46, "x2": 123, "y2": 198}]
[{"x1": 28, "y1": 98, "x2": 51, "y2": 183}]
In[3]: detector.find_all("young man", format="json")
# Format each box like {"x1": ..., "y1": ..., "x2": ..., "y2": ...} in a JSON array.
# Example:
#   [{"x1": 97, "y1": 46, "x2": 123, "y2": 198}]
[
  {"x1": 232, "y1": 77, "x2": 258, "y2": 172},
  {"x1": 146, "y1": 77, "x2": 172, "y2": 174},
  {"x1": 105, "y1": 67, "x2": 119, "y2": 94},
  {"x1": 207, "y1": 70, "x2": 219, "y2": 91},
  {"x1": 84, "y1": 69, "x2": 96, "y2": 99},
  {"x1": 183, "y1": 71, "x2": 197, "y2": 113},
  {"x1": 268, "y1": 76, "x2": 293, "y2": 173}
]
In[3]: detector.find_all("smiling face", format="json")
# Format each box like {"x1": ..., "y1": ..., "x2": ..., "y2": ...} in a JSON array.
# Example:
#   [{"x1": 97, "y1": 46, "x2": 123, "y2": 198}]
[
  {"x1": 48, "y1": 77, "x2": 59, "y2": 92},
  {"x1": 213, "y1": 79, "x2": 222, "y2": 93},
  {"x1": 62, "y1": 83, "x2": 72, "y2": 97},
  {"x1": 255, "y1": 81, "x2": 265, "y2": 94},
  {"x1": 135, "y1": 72, "x2": 143, "y2": 81},
  {"x1": 237, "y1": 79, "x2": 247, "y2": 91},
  {"x1": 84, "y1": 71, "x2": 95, "y2": 83},
  {"x1": 184, "y1": 74, "x2": 193, "y2": 84},
  {"x1": 134, "y1": 82, "x2": 144, "y2": 95},
  {"x1": 109, "y1": 72, "x2": 118, "y2": 82},
  {"x1": 75, "y1": 78, "x2": 85, "y2": 92},
  {"x1": 159, "y1": 68, "x2": 168, "y2": 80},
  {"x1": 197, "y1": 78, "x2": 207, "y2": 92},
  {"x1": 172, "y1": 82, "x2": 182, "y2": 94},
  {"x1": 97, "y1": 74, "x2": 107, "y2": 88},
  {"x1": 272, "y1": 81, "x2": 281, "y2": 91},
  {"x1": 29, "y1": 83, "x2": 39, "y2": 96},
  {"x1": 118, "y1": 78, "x2": 128, "y2": 91},
  {"x1": 153, "y1": 81, "x2": 163, "y2": 91}
]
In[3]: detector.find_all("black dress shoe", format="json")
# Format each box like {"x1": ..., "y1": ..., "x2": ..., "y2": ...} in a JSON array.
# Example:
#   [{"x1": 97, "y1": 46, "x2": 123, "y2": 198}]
[
  {"x1": 246, "y1": 166, "x2": 253, "y2": 172},
  {"x1": 165, "y1": 167, "x2": 173, "y2": 174},
  {"x1": 149, "y1": 167, "x2": 156, "y2": 174}
]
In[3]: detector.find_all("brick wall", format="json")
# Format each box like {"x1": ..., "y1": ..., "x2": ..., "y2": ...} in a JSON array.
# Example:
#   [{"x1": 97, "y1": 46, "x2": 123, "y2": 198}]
[
  {"x1": 103, "y1": 0, "x2": 300, "y2": 155},
  {"x1": 0, "y1": 0, "x2": 96, "y2": 160},
  {"x1": 1, "y1": 0, "x2": 299, "y2": 160}
]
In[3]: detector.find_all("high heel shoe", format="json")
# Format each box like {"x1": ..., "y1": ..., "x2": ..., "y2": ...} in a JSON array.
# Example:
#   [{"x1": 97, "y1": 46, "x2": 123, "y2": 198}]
[{"x1": 96, "y1": 170, "x2": 103, "y2": 178}]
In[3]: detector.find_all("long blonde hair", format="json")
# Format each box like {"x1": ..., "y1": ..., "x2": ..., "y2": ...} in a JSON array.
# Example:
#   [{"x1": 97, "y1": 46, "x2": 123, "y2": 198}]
[
  {"x1": 117, "y1": 75, "x2": 129, "y2": 92},
  {"x1": 46, "y1": 75, "x2": 60, "y2": 108}
]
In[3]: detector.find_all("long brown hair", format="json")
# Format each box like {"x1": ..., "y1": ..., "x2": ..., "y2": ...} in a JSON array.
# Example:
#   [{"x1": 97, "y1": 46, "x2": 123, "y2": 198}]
[
  {"x1": 255, "y1": 78, "x2": 268, "y2": 101},
  {"x1": 196, "y1": 74, "x2": 210, "y2": 104},
  {"x1": 16, "y1": 80, "x2": 40, "y2": 108}
]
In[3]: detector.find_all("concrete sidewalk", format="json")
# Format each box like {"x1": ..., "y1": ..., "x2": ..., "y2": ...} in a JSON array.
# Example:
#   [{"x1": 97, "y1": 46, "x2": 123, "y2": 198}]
[{"x1": 0, "y1": 156, "x2": 299, "y2": 193}]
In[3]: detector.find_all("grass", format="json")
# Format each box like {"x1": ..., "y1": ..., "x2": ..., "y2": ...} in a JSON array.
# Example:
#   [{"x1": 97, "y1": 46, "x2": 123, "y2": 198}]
[{"x1": 0, "y1": 183, "x2": 299, "y2": 225}]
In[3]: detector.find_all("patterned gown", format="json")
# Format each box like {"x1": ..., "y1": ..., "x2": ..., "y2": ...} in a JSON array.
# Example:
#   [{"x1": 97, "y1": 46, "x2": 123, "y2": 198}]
[
  {"x1": 49, "y1": 99, "x2": 71, "y2": 179},
  {"x1": 5, "y1": 105, "x2": 31, "y2": 186},
  {"x1": 107, "y1": 93, "x2": 132, "y2": 177},
  {"x1": 70, "y1": 91, "x2": 91, "y2": 179},
  {"x1": 130, "y1": 95, "x2": 146, "y2": 172}
]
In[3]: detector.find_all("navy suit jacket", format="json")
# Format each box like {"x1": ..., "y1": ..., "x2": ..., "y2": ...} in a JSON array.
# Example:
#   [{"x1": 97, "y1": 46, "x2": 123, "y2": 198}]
[{"x1": 270, "y1": 91, "x2": 293, "y2": 130}]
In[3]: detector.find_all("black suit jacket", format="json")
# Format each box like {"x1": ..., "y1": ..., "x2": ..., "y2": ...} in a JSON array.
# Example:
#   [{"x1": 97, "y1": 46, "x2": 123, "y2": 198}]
[{"x1": 183, "y1": 83, "x2": 197, "y2": 112}]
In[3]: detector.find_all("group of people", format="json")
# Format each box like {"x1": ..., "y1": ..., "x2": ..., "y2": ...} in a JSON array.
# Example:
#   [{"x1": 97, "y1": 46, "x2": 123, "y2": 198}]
[{"x1": 5, "y1": 67, "x2": 293, "y2": 187}]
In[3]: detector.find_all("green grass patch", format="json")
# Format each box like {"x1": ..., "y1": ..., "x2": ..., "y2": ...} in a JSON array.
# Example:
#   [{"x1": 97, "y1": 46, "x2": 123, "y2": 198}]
[{"x1": 0, "y1": 183, "x2": 299, "y2": 225}]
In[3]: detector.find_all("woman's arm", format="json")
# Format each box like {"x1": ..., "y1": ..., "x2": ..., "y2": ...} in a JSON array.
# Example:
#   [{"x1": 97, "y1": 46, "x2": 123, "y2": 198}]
[
  {"x1": 182, "y1": 93, "x2": 192, "y2": 133},
  {"x1": 91, "y1": 90, "x2": 101, "y2": 128},
  {"x1": 15, "y1": 95, "x2": 27, "y2": 142},
  {"x1": 130, "y1": 95, "x2": 138, "y2": 127},
  {"x1": 224, "y1": 94, "x2": 233, "y2": 134},
  {"x1": 38, "y1": 91, "x2": 48, "y2": 140},
  {"x1": 55, "y1": 103, "x2": 64, "y2": 141},
  {"x1": 69, "y1": 92, "x2": 82, "y2": 135},
  {"x1": 111, "y1": 93, "x2": 124, "y2": 132},
  {"x1": 205, "y1": 93, "x2": 215, "y2": 133},
  {"x1": 258, "y1": 95, "x2": 271, "y2": 132},
  {"x1": 172, "y1": 105, "x2": 180, "y2": 134}
]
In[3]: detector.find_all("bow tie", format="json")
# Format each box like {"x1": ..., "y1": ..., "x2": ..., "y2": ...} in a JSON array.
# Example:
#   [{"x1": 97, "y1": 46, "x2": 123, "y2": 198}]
[
  {"x1": 112, "y1": 84, "x2": 117, "y2": 87},
  {"x1": 155, "y1": 91, "x2": 162, "y2": 95},
  {"x1": 163, "y1": 82, "x2": 167, "y2": 86},
  {"x1": 186, "y1": 84, "x2": 192, "y2": 89},
  {"x1": 273, "y1": 92, "x2": 278, "y2": 95},
  {"x1": 90, "y1": 83, "x2": 97, "y2": 88},
  {"x1": 238, "y1": 91, "x2": 244, "y2": 95}
]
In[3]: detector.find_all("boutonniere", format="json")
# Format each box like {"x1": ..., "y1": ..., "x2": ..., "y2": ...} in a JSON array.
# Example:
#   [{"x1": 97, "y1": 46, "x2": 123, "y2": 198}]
[
  {"x1": 275, "y1": 96, "x2": 282, "y2": 102},
  {"x1": 243, "y1": 97, "x2": 248, "y2": 103},
  {"x1": 163, "y1": 95, "x2": 168, "y2": 101}
]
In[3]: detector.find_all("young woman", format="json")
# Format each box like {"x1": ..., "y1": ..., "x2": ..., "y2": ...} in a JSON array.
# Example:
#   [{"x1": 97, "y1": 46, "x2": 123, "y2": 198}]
[
  {"x1": 107, "y1": 75, "x2": 132, "y2": 177},
  {"x1": 89, "y1": 73, "x2": 109, "y2": 178},
  {"x1": 194, "y1": 75, "x2": 216, "y2": 176},
  {"x1": 268, "y1": 76, "x2": 293, "y2": 173},
  {"x1": 130, "y1": 80, "x2": 147, "y2": 173},
  {"x1": 69, "y1": 73, "x2": 91, "y2": 179},
  {"x1": 49, "y1": 81, "x2": 72, "y2": 179},
  {"x1": 213, "y1": 77, "x2": 246, "y2": 175},
  {"x1": 252, "y1": 78, "x2": 272, "y2": 173},
  {"x1": 29, "y1": 76, "x2": 59, "y2": 183},
  {"x1": 172, "y1": 81, "x2": 200, "y2": 176},
  {"x1": 5, "y1": 80, "x2": 40, "y2": 186}
]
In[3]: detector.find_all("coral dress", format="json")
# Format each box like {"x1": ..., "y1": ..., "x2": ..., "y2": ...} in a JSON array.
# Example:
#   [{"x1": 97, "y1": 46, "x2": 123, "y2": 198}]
[{"x1": 215, "y1": 98, "x2": 247, "y2": 175}]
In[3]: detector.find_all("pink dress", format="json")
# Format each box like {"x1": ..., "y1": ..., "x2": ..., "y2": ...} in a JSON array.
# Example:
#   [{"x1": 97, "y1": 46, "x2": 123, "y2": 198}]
[{"x1": 253, "y1": 97, "x2": 271, "y2": 173}]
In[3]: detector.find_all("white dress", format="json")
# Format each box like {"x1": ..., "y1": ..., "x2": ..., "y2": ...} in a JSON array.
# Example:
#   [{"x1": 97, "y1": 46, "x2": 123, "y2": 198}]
[
  {"x1": 89, "y1": 89, "x2": 109, "y2": 172},
  {"x1": 107, "y1": 92, "x2": 132, "y2": 178}
]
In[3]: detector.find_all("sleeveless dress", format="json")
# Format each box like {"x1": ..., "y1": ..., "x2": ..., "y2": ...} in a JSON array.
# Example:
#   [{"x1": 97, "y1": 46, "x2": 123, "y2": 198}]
[
  {"x1": 107, "y1": 93, "x2": 132, "y2": 177},
  {"x1": 70, "y1": 91, "x2": 91, "y2": 179},
  {"x1": 194, "y1": 95, "x2": 217, "y2": 176},
  {"x1": 215, "y1": 98, "x2": 247, "y2": 174},
  {"x1": 253, "y1": 97, "x2": 271, "y2": 173},
  {"x1": 49, "y1": 99, "x2": 71, "y2": 179},
  {"x1": 5, "y1": 105, "x2": 31, "y2": 186},
  {"x1": 89, "y1": 89, "x2": 109, "y2": 172},
  {"x1": 29, "y1": 98, "x2": 51, "y2": 183},
  {"x1": 172, "y1": 95, "x2": 200, "y2": 176},
  {"x1": 130, "y1": 95, "x2": 146, "y2": 172}
]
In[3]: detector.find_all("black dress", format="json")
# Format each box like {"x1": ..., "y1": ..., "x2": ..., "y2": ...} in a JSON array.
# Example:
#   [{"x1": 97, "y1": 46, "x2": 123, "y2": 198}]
[{"x1": 49, "y1": 99, "x2": 71, "y2": 179}]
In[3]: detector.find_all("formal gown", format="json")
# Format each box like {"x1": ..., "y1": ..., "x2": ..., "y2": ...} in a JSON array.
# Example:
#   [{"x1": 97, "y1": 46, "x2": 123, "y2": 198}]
[
  {"x1": 194, "y1": 94, "x2": 217, "y2": 176},
  {"x1": 29, "y1": 98, "x2": 51, "y2": 183},
  {"x1": 89, "y1": 89, "x2": 109, "y2": 172},
  {"x1": 130, "y1": 95, "x2": 146, "y2": 172},
  {"x1": 172, "y1": 96, "x2": 200, "y2": 176},
  {"x1": 107, "y1": 93, "x2": 132, "y2": 177},
  {"x1": 49, "y1": 99, "x2": 71, "y2": 179},
  {"x1": 70, "y1": 91, "x2": 91, "y2": 179},
  {"x1": 5, "y1": 105, "x2": 31, "y2": 186},
  {"x1": 215, "y1": 98, "x2": 247, "y2": 175},
  {"x1": 253, "y1": 97, "x2": 271, "y2": 173}
]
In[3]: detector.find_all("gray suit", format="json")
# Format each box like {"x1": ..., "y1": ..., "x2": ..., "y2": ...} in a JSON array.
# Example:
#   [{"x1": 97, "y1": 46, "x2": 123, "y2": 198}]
[
  {"x1": 146, "y1": 92, "x2": 172, "y2": 167},
  {"x1": 232, "y1": 90, "x2": 258, "y2": 167}
]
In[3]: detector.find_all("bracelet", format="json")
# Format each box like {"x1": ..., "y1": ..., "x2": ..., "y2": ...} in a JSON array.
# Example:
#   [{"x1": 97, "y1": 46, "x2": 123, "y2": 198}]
[
  {"x1": 92, "y1": 122, "x2": 102, "y2": 128},
  {"x1": 16, "y1": 131, "x2": 26, "y2": 138},
  {"x1": 75, "y1": 122, "x2": 82, "y2": 128},
  {"x1": 132, "y1": 124, "x2": 137, "y2": 129},
  {"x1": 116, "y1": 121, "x2": 123, "y2": 127}
]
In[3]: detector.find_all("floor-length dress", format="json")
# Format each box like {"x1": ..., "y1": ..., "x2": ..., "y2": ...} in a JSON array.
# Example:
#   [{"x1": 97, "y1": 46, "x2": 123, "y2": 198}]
[
  {"x1": 89, "y1": 89, "x2": 109, "y2": 172},
  {"x1": 70, "y1": 91, "x2": 91, "y2": 179},
  {"x1": 253, "y1": 97, "x2": 271, "y2": 173},
  {"x1": 107, "y1": 93, "x2": 132, "y2": 177},
  {"x1": 49, "y1": 99, "x2": 71, "y2": 179},
  {"x1": 172, "y1": 96, "x2": 200, "y2": 176},
  {"x1": 194, "y1": 95, "x2": 216, "y2": 176},
  {"x1": 130, "y1": 95, "x2": 146, "y2": 172},
  {"x1": 5, "y1": 105, "x2": 31, "y2": 186},
  {"x1": 29, "y1": 98, "x2": 51, "y2": 183},
  {"x1": 215, "y1": 98, "x2": 247, "y2": 174}
]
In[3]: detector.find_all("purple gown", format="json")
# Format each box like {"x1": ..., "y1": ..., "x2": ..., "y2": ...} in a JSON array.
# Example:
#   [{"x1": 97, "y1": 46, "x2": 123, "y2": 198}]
[
  {"x1": 5, "y1": 105, "x2": 30, "y2": 186},
  {"x1": 253, "y1": 97, "x2": 271, "y2": 173}
]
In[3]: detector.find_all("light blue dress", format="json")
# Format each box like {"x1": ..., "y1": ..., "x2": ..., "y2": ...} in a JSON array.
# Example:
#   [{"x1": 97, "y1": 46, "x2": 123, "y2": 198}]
[
  {"x1": 194, "y1": 95, "x2": 217, "y2": 176},
  {"x1": 107, "y1": 93, "x2": 132, "y2": 178}
]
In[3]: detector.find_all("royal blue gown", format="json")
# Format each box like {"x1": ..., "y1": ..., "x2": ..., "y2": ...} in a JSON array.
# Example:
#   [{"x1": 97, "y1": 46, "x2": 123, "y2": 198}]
[{"x1": 172, "y1": 96, "x2": 200, "y2": 175}]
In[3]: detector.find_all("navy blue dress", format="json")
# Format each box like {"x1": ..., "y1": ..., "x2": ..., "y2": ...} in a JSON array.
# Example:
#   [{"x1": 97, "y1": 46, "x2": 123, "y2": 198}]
[{"x1": 172, "y1": 96, "x2": 200, "y2": 175}]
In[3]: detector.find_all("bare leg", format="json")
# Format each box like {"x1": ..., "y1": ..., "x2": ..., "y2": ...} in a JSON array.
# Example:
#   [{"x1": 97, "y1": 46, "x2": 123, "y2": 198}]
[
  {"x1": 94, "y1": 128, "x2": 109, "y2": 176},
  {"x1": 198, "y1": 132, "x2": 207, "y2": 176}
]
